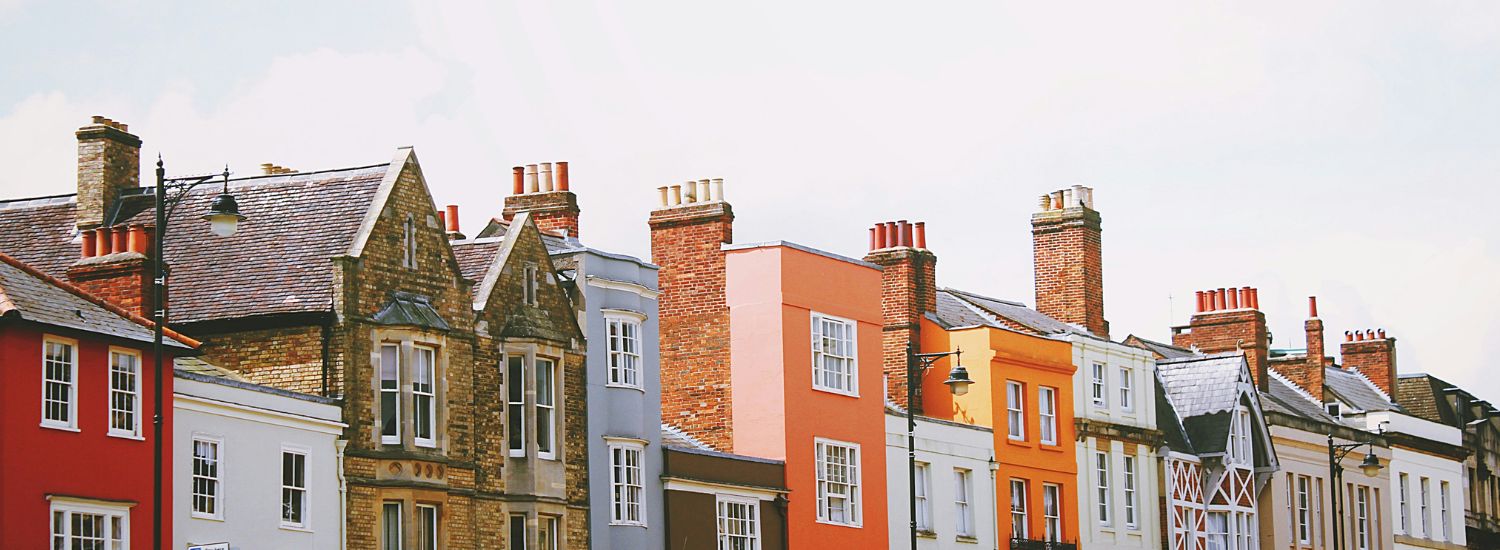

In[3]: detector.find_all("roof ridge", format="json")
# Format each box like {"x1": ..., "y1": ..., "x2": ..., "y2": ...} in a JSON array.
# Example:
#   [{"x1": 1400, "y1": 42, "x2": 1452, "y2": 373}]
[
  {"x1": 942, "y1": 286, "x2": 1027, "y2": 307},
  {"x1": 0, "y1": 252, "x2": 200, "y2": 348},
  {"x1": 660, "y1": 422, "x2": 712, "y2": 451},
  {"x1": 1327, "y1": 365, "x2": 1394, "y2": 403},
  {"x1": 1268, "y1": 368, "x2": 1324, "y2": 407}
]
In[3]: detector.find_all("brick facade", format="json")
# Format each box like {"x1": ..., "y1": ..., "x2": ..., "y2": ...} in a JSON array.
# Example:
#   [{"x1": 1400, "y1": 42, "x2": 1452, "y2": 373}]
[
  {"x1": 75, "y1": 117, "x2": 140, "y2": 230},
  {"x1": 1031, "y1": 187, "x2": 1108, "y2": 338},
  {"x1": 1342, "y1": 333, "x2": 1397, "y2": 397},
  {"x1": 650, "y1": 201, "x2": 734, "y2": 451},
  {"x1": 503, "y1": 191, "x2": 580, "y2": 238},
  {"x1": 863, "y1": 230, "x2": 935, "y2": 412},
  {"x1": 1171, "y1": 307, "x2": 1269, "y2": 390},
  {"x1": 66, "y1": 254, "x2": 153, "y2": 318}
]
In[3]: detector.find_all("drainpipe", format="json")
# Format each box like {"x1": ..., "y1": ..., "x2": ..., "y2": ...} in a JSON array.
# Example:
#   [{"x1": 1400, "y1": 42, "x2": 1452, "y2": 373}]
[
  {"x1": 989, "y1": 456, "x2": 1000, "y2": 550},
  {"x1": 337, "y1": 439, "x2": 349, "y2": 550}
]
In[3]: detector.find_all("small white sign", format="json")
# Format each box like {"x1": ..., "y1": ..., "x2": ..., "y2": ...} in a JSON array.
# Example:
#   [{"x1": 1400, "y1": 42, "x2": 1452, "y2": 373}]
[{"x1": 188, "y1": 543, "x2": 230, "y2": 550}]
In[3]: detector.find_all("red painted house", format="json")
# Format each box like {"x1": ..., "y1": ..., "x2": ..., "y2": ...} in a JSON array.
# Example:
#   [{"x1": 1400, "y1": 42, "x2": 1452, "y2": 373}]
[{"x1": 0, "y1": 252, "x2": 196, "y2": 549}]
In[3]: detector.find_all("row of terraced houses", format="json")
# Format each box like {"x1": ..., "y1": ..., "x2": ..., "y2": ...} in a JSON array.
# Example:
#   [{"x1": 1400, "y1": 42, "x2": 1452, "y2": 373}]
[{"x1": 0, "y1": 116, "x2": 1495, "y2": 550}]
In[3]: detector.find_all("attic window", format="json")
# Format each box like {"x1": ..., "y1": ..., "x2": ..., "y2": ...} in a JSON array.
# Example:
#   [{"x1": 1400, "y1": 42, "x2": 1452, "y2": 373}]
[
  {"x1": 1325, "y1": 402, "x2": 1342, "y2": 418},
  {"x1": 524, "y1": 264, "x2": 540, "y2": 306},
  {"x1": 402, "y1": 215, "x2": 417, "y2": 269}
]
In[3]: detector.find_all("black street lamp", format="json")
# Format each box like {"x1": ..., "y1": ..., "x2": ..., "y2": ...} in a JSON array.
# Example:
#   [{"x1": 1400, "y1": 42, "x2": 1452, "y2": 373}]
[
  {"x1": 1327, "y1": 430, "x2": 1384, "y2": 550},
  {"x1": 906, "y1": 342, "x2": 974, "y2": 550},
  {"x1": 152, "y1": 157, "x2": 245, "y2": 549}
]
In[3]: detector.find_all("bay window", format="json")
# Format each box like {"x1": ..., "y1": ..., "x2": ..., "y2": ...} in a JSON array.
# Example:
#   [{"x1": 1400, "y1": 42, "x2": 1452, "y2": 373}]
[
  {"x1": 508, "y1": 356, "x2": 525, "y2": 456},
  {"x1": 606, "y1": 315, "x2": 643, "y2": 388},
  {"x1": 379, "y1": 338, "x2": 443, "y2": 448},
  {"x1": 417, "y1": 504, "x2": 439, "y2": 550},
  {"x1": 380, "y1": 343, "x2": 401, "y2": 444},
  {"x1": 414, "y1": 345, "x2": 436, "y2": 447},
  {"x1": 383, "y1": 502, "x2": 404, "y2": 550},
  {"x1": 537, "y1": 358, "x2": 556, "y2": 458},
  {"x1": 50, "y1": 499, "x2": 128, "y2": 550}
]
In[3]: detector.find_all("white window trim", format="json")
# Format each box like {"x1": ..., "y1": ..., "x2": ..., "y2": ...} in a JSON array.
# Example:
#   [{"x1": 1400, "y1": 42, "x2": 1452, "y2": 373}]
[
  {"x1": 49, "y1": 496, "x2": 132, "y2": 550},
  {"x1": 1356, "y1": 486, "x2": 1370, "y2": 550},
  {"x1": 1420, "y1": 476, "x2": 1431, "y2": 538},
  {"x1": 914, "y1": 462, "x2": 932, "y2": 531},
  {"x1": 280, "y1": 445, "x2": 311, "y2": 530},
  {"x1": 1123, "y1": 454, "x2": 1138, "y2": 529},
  {"x1": 1398, "y1": 473, "x2": 1410, "y2": 535},
  {"x1": 810, "y1": 312, "x2": 859, "y2": 397},
  {"x1": 954, "y1": 468, "x2": 974, "y2": 537},
  {"x1": 508, "y1": 513, "x2": 527, "y2": 550},
  {"x1": 1043, "y1": 483, "x2": 1062, "y2": 542},
  {"x1": 384, "y1": 502, "x2": 406, "y2": 550},
  {"x1": 1091, "y1": 363, "x2": 1107, "y2": 408},
  {"x1": 413, "y1": 345, "x2": 437, "y2": 449},
  {"x1": 814, "y1": 437, "x2": 862, "y2": 527},
  {"x1": 1119, "y1": 366, "x2": 1134, "y2": 412},
  {"x1": 191, "y1": 434, "x2": 225, "y2": 520},
  {"x1": 41, "y1": 335, "x2": 79, "y2": 431},
  {"x1": 379, "y1": 343, "x2": 402, "y2": 445},
  {"x1": 1007, "y1": 381, "x2": 1025, "y2": 441},
  {"x1": 1038, "y1": 386, "x2": 1057, "y2": 445},
  {"x1": 604, "y1": 312, "x2": 646, "y2": 390},
  {"x1": 1095, "y1": 451, "x2": 1111, "y2": 526},
  {"x1": 716, "y1": 495, "x2": 761, "y2": 549},
  {"x1": 608, "y1": 439, "x2": 647, "y2": 526},
  {"x1": 539, "y1": 514, "x2": 560, "y2": 550},
  {"x1": 536, "y1": 357, "x2": 559, "y2": 460},
  {"x1": 1440, "y1": 480, "x2": 1452, "y2": 541},
  {"x1": 1297, "y1": 475, "x2": 1312, "y2": 544},
  {"x1": 507, "y1": 354, "x2": 527, "y2": 458},
  {"x1": 1010, "y1": 479, "x2": 1029, "y2": 539},
  {"x1": 107, "y1": 347, "x2": 143, "y2": 439},
  {"x1": 416, "y1": 504, "x2": 439, "y2": 550}
]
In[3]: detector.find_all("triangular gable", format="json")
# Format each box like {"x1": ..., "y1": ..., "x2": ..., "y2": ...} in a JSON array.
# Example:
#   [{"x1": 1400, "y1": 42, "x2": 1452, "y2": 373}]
[
  {"x1": 342, "y1": 147, "x2": 464, "y2": 277},
  {"x1": 473, "y1": 212, "x2": 582, "y2": 343}
]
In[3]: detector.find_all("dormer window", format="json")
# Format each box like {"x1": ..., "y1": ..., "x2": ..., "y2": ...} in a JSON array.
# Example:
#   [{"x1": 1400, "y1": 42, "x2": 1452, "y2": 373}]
[{"x1": 1326, "y1": 402, "x2": 1343, "y2": 419}]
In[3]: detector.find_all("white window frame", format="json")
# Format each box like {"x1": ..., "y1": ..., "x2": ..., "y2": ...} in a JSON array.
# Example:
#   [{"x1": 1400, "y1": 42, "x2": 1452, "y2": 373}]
[
  {"x1": 536, "y1": 357, "x2": 558, "y2": 460},
  {"x1": 717, "y1": 495, "x2": 760, "y2": 550},
  {"x1": 1236, "y1": 511, "x2": 1254, "y2": 550},
  {"x1": 41, "y1": 336, "x2": 79, "y2": 430},
  {"x1": 1096, "y1": 451, "x2": 1111, "y2": 526},
  {"x1": 191, "y1": 435, "x2": 224, "y2": 520},
  {"x1": 416, "y1": 504, "x2": 439, "y2": 550},
  {"x1": 608, "y1": 439, "x2": 646, "y2": 526},
  {"x1": 1420, "y1": 476, "x2": 1431, "y2": 538},
  {"x1": 49, "y1": 497, "x2": 130, "y2": 550},
  {"x1": 1123, "y1": 455, "x2": 1138, "y2": 529},
  {"x1": 914, "y1": 462, "x2": 932, "y2": 531},
  {"x1": 1398, "y1": 473, "x2": 1409, "y2": 535},
  {"x1": 1091, "y1": 363, "x2": 1107, "y2": 407},
  {"x1": 605, "y1": 313, "x2": 644, "y2": 389},
  {"x1": 1440, "y1": 480, "x2": 1452, "y2": 541},
  {"x1": 281, "y1": 446, "x2": 310, "y2": 529},
  {"x1": 108, "y1": 347, "x2": 142, "y2": 438},
  {"x1": 1010, "y1": 479, "x2": 1028, "y2": 539},
  {"x1": 380, "y1": 343, "x2": 402, "y2": 445},
  {"x1": 538, "y1": 514, "x2": 559, "y2": 550},
  {"x1": 508, "y1": 513, "x2": 527, "y2": 550},
  {"x1": 954, "y1": 468, "x2": 974, "y2": 537},
  {"x1": 524, "y1": 263, "x2": 540, "y2": 306},
  {"x1": 413, "y1": 345, "x2": 437, "y2": 448},
  {"x1": 402, "y1": 215, "x2": 417, "y2": 269},
  {"x1": 1206, "y1": 511, "x2": 1228, "y2": 550},
  {"x1": 507, "y1": 355, "x2": 526, "y2": 457},
  {"x1": 1297, "y1": 475, "x2": 1312, "y2": 543},
  {"x1": 1043, "y1": 483, "x2": 1061, "y2": 542},
  {"x1": 383, "y1": 502, "x2": 405, "y2": 550},
  {"x1": 1238, "y1": 409, "x2": 1252, "y2": 463},
  {"x1": 810, "y1": 312, "x2": 858, "y2": 396},
  {"x1": 1356, "y1": 486, "x2": 1370, "y2": 550},
  {"x1": 1039, "y1": 386, "x2": 1057, "y2": 445},
  {"x1": 1119, "y1": 366, "x2": 1134, "y2": 412},
  {"x1": 815, "y1": 438, "x2": 861, "y2": 527},
  {"x1": 1007, "y1": 381, "x2": 1025, "y2": 441}
]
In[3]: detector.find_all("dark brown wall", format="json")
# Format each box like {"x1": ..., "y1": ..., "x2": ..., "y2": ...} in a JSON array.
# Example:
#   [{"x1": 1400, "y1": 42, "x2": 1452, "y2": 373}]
[{"x1": 665, "y1": 491, "x2": 785, "y2": 550}]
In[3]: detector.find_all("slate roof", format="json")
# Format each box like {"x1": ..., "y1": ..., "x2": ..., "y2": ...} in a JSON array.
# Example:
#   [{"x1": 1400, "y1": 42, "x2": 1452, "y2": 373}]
[
  {"x1": 1324, "y1": 366, "x2": 1400, "y2": 412},
  {"x1": 1397, "y1": 374, "x2": 1448, "y2": 425},
  {"x1": 0, "y1": 165, "x2": 388, "y2": 325},
  {"x1": 0, "y1": 252, "x2": 194, "y2": 348},
  {"x1": 1157, "y1": 353, "x2": 1249, "y2": 418},
  {"x1": 372, "y1": 292, "x2": 451, "y2": 331},
  {"x1": 931, "y1": 289, "x2": 1001, "y2": 329},
  {"x1": 451, "y1": 223, "x2": 576, "y2": 302},
  {"x1": 1155, "y1": 373, "x2": 1195, "y2": 454},
  {"x1": 1262, "y1": 370, "x2": 1340, "y2": 422},
  {"x1": 945, "y1": 288, "x2": 1090, "y2": 336},
  {"x1": 661, "y1": 423, "x2": 711, "y2": 451},
  {"x1": 175, "y1": 356, "x2": 246, "y2": 381},
  {"x1": 1124, "y1": 334, "x2": 1196, "y2": 359}
]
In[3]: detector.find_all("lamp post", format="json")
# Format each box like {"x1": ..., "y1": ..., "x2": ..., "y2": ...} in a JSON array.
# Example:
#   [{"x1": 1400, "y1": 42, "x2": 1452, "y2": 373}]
[
  {"x1": 152, "y1": 157, "x2": 246, "y2": 549},
  {"x1": 1327, "y1": 430, "x2": 1383, "y2": 550},
  {"x1": 906, "y1": 342, "x2": 974, "y2": 550}
]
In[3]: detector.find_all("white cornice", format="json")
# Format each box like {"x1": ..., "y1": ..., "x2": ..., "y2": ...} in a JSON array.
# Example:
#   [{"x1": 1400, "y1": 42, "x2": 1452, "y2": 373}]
[{"x1": 586, "y1": 276, "x2": 660, "y2": 299}]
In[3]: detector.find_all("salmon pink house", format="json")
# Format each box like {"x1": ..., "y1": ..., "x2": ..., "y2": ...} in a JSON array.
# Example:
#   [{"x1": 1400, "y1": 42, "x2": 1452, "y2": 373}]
[
  {"x1": 0, "y1": 252, "x2": 196, "y2": 549},
  {"x1": 650, "y1": 183, "x2": 889, "y2": 549}
]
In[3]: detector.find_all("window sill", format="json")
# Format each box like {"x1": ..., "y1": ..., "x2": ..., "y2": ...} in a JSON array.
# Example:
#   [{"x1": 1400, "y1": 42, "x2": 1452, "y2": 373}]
[
  {"x1": 40, "y1": 422, "x2": 80, "y2": 432},
  {"x1": 811, "y1": 386, "x2": 860, "y2": 398},
  {"x1": 956, "y1": 535, "x2": 979, "y2": 544},
  {"x1": 814, "y1": 519, "x2": 863, "y2": 529},
  {"x1": 414, "y1": 440, "x2": 437, "y2": 449},
  {"x1": 1039, "y1": 442, "x2": 1067, "y2": 453},
  {"x1": 608, "y1": 521, "x2": 648, "y2": 528},
  {"x1": 605, "y1": 383, "x2": 646, "y2": 392},
  {"x1": 1005, "y1": 438, "x2": 1033, "y2": 449},
  {"x1": 916, "y1": 529, "x2": 937, "y2": 539},
  {"x1": 191, "y1": 513, "x2": 224, "y2": 522},
  {"x1": 108, "y1": 432, "x2": 145, "y2": 441},
  {"x1": 279, "y1": 524, "x2": 313, "y2": 533}
]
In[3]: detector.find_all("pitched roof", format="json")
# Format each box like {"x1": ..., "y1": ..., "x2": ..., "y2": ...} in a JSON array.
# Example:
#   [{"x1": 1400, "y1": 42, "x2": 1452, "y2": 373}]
[
  {"x1": 1124, "y1": 334, "x2": 1196, "y2": 359},
  {"x1": 1155, "y1": 372, "x2": 1195, "y2": 454},
  {"x1": 944, "y1": 288, "x2": 1091, "y2": 337},
  {"x1": 1324, "y1": 366, "x2": 1400, "y2": 413},
  {"x1": 372, "y1": 291, "x2": 451, "y2": 331},
  {"x1": 1397, "y1": 374, "x2": 1448, "y2": 425},
  {"x1": 1157, "y1": 353, "x2": 1250, "y2": 419},
  {"x1": 0, "y1": 252, "x2": 195, "y2": 348},
  {"x1": 0, "y1": 164, "x2": 388, "y2": 324},
  {"x1": 661, "y1": 423, "x2": 711, "y2": 451},
  {"x1": 451, "y1": 221, "x2": 578, "y2": 303},
  {"x1": 1262, "y1": 370, "x2": 1340, "y2": 423}
]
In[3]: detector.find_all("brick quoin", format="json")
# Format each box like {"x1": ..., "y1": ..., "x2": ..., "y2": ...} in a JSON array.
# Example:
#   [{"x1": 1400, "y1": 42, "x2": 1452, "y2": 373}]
[
  {"x1": 1032, "y1": 186, "x2": 1109, "y2": 338},
  {"x1": 650, "y1": 200, "x2": 734, "y2": 451},
  {"x1": 863, "y1": 221, "x2": 935, "y2": 412}
]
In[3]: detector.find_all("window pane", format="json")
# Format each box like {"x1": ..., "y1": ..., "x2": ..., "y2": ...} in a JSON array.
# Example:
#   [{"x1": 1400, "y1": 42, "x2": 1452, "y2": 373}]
[
  {"x1": 509, "y1": 514, "x2": 527, "y2": 550},
  {"x1": 537, "y1": 359, "x2": 555, "y2": 454},
  {"x1": 508, "y1": 356, "x2": 525, "y2": 453},
  {"x1": 380, "y1": 344, "x2": 400, "y2": 439},
  {"x1": 383, "y1": 503, "x2": 403, "y2": 550}
]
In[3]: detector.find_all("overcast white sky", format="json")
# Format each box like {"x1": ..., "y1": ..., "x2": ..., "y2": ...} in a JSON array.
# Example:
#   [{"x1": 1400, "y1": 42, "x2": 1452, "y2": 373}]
[{"x1": 3, "y1": 1, "x2": 1497, "y2": 402}]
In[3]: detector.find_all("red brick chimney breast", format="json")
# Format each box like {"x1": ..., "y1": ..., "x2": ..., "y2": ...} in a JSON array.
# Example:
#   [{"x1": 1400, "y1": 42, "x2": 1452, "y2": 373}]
[
  {"x1": 1032, "y1": 185, "x2": 1108, "y2": 337},
  {"x1": 66, "y1": 223, "x2": 155, "y2": 318},
  {"x1": 863, "y1": 220, "x2": 937, "y2": 411},
  {"x1": 503, "y1": 161, "x2": 581, "y2": 238},
  {"x1": 1172, "y1": 285, "x2": 1269, "y2": 390},
  {"x1": 1342, "y1": 329, "x2": 1397, "y2": 398}
]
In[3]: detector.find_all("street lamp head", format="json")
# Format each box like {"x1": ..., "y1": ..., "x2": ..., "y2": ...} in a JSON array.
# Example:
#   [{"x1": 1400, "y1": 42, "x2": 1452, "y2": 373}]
[
  {"x1": 1359, "y1": 451, "x2": 1382, "y2": 477},
  {"x1": 944, "y1": 364, "x2": 973, "y2": 396},
  {"x1": 204, "y1": 193, "x2": 246, "y2": 237}
]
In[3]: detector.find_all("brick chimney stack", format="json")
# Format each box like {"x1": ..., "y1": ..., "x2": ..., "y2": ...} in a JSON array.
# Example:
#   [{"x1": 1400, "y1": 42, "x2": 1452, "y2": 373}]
[
  {"x1": 1274, "y1": 296, "x2": 1327, "y2": 399},
  {"x1": 863, "y1": 220, "x2": 937, "y2": 411},
  {"x1": 66, "y1": 223, "x2": 155, "y2": 317},
  {"x1": 1032, "y1": 185, "x2": 1108, "y2": 338},
  {"x1": 76, "y1": 116, "x2": 141, "y2": 230},
  {"x1": 650, "y1": 178, "x2": 734, "y2": 451},
  {"x1": 502, "y1": 161, "x2": 580, "y2": 238},
  {"x1": 1172, "y1": 285, "x2": 1270, "y2": 391},
  {"x1": 1342, "y1": 328, "x2": 1397, "y2": 398}
]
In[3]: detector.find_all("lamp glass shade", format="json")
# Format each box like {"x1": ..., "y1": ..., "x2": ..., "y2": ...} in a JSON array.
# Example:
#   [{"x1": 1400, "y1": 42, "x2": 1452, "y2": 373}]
[
  {"x1": 944, "y1": 365, "x2": 974, "y2": 396},
  {"x1": 1359, "y1": 452, "x2": 1382, "y2": 476},
  {"x1": 203, "y1": 193, "x2": 246, "y2": 237}
]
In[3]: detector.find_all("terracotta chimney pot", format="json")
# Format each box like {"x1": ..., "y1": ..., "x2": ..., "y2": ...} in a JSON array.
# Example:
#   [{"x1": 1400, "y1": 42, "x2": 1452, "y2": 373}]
[{"x1": 556, "y1": 161, "x2": 570, "y2": 191}]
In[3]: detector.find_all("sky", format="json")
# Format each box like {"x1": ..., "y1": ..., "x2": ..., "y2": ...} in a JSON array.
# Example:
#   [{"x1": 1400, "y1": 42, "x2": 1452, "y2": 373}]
[{"x1": 3, "y1": 1, "x2": 1498, "y2": 402}]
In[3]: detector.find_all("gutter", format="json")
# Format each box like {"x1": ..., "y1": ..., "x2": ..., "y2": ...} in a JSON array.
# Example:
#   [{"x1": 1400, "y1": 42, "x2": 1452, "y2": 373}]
[
  {"x1": 989, "y1": 456, "x2": 1000, "y2": 550},
  {"x1": 337, "y1": 439, "x2": 349, "y2": 550}
]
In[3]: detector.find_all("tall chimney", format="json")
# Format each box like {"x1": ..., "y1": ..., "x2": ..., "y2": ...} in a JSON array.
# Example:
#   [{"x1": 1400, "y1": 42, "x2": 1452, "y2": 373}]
[
  {"x1": 66, "y1": 223, "x2": 155, "y2": 317},
  {"x1": 1172, "y1": 285, "x2": 1270, "y2": 390},
  {"x1": 1273, "y1": 296, "x2": 1327, "y2": 399},
  {"x1": 1343, "y1": 329, "x2": 1397, "y2": 398},
  {"x1": 864, "y1": 220, "x2": 938, "y2": 411},
  {"x1": 76, "y1": 116, "x2": 141, "y2": 230},
  {"x1": 1032, "y1": 184, "x2": 1107, "y2": 337},
  {"x1": 651, "y1": 178, "x2": 735, "y2": 451},
  {"x1": 503, "y1": 161, "x2": 581, "y2": 238}
]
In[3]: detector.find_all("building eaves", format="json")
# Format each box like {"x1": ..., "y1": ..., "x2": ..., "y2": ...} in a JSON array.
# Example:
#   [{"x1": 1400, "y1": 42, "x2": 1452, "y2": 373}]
[{"x1": 721, "y1": 240, "x2": 883, "y2": 271}]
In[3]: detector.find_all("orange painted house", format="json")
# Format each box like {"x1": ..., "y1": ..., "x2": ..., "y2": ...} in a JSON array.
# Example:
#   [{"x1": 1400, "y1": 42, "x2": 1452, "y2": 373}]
[
  {"x1": 863, "y1": 220, "x2": 1079, "y2": 547},
  {"x1": 650, "y1": 188, "x2": 888, "y2": 549}
]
